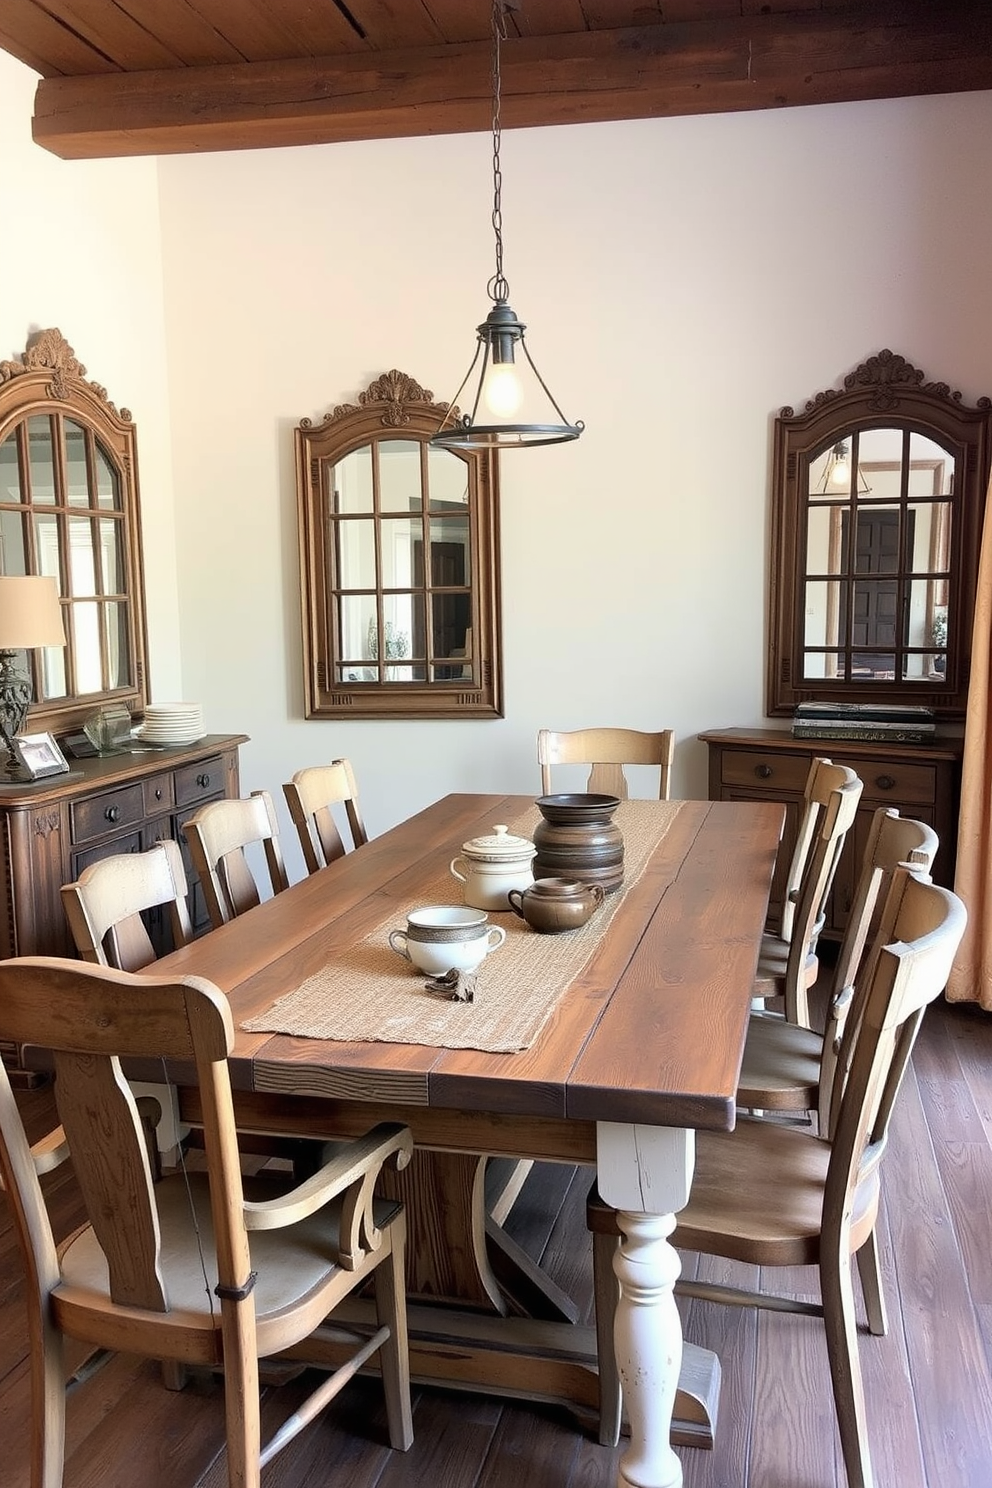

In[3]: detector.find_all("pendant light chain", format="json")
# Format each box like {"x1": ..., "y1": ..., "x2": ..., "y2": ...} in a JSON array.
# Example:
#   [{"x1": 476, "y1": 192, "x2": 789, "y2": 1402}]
[{"x1": 489, "y1": 0, "x2": 509, "y2": 307}]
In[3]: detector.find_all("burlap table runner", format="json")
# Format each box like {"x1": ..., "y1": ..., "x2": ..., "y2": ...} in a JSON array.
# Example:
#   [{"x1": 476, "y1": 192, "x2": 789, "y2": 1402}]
[{"x1": 241, "y1": 799, "x2": 682, "y2": 1054}]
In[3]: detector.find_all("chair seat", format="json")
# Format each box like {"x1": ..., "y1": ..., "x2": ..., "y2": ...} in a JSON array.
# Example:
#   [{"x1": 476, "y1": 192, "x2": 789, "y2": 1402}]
[
  {"x1": 57, "y1": 1172, "x2": 402, "y2": 1359},
  {"x1": 753, "y1": 931, "x2": 818, "y2": 998},
  {"x1": 737, "y1": 1016, "x2": 823, "y2": 1110},
  {"x1": 672, "y1": 1118, "x2": 831, "y2": 1267}
]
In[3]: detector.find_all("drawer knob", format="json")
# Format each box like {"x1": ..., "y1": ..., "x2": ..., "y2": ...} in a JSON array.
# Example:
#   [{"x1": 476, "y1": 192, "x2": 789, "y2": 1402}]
[
  {"x1": 875, "y1": 774, "x2": 896, "y2": 791},
  {"x1": 755, "y1": 764, "x2": 773, "y2": 780},
  {"x1": 154, "y1": 787, "x2": 163, "y2": 801},
  {"x1": 104, "y1": 806, "x2": 121, "y2": 823},
  {"x1": 197, "y1": 773, "x2": 211, "y2": 789}
]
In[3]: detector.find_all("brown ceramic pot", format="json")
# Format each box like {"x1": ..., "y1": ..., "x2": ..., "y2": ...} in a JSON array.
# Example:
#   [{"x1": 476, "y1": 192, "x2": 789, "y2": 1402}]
[
  {"x1": 507, "y1": 877, "x2": 605, "y2": 933},
  {"x1": 531, "y1": 793, "x2": 624, "y2": 893}
]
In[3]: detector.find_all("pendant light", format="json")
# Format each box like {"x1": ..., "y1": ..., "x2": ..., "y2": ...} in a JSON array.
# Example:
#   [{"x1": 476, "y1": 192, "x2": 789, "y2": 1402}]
[{"x1": 432, "y1": 0, "x2": 583, "y2": 450}]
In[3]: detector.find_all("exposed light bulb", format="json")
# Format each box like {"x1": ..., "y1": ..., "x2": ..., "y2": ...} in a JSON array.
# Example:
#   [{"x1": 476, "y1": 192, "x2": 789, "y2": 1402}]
[
  {"x1": 830, "y1": 456, "x2": 851, "y2": 487},
  {"x1": 482, "y1": 361, "x2": 524, "y2": 418}
]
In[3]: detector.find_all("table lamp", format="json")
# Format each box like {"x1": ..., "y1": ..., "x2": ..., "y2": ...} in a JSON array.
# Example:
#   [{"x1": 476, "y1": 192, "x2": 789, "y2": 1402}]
[{"x1": 0, "y1": 576, "x2": 66, "y2": 778}]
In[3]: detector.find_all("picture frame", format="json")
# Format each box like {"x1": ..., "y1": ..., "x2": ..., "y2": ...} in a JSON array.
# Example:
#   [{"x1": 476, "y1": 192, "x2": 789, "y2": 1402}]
[{"x1": 11, "y1": 730, "x2": 71, "y2": 780}]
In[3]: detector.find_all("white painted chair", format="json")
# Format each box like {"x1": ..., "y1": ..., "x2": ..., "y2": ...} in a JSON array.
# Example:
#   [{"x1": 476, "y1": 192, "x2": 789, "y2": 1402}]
[
  {"x1": 283, "y1": 758, "x2": 368, "y2": 875},
  {"x1": 182, "y1": 790, "x2": 289, "y2": 928}
]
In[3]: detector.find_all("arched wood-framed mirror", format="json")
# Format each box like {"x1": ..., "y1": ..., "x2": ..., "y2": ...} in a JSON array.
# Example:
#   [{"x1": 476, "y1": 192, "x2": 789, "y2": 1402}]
[
  {"x1": 0, "y1": 328, "x2": 150, "y2": 737},
  {"x1": 768, "y1": 350, "x2": 992, "y2": 719},
  {"x1": 296, "y1": 370, "x2": 502, "y2": 720}
]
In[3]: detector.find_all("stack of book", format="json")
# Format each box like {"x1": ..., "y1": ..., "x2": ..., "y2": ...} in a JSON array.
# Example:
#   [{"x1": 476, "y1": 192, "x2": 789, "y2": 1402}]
[{"x1": 792, "y1": 702, "x2": 936, "y2": 744}]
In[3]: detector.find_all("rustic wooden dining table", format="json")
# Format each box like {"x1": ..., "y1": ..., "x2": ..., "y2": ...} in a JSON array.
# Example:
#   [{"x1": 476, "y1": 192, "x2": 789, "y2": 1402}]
[{"x1": 149, "y1": 791, "x2": 783, "y2": 1488}]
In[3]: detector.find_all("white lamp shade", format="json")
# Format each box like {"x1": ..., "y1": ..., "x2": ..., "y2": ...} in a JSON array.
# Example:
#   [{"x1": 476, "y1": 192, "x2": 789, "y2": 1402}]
[{"x1": 0, "y1": 576, "x2": 66, "y2": 650}]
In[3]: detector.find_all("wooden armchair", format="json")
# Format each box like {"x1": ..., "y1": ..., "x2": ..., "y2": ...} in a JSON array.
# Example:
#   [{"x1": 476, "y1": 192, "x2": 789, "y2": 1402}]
[
  {"x1": 588, "y1": 864, "x2": 966, "y2": 1485},
  {"x1": 283, "y1": 758, "x2": 368, "y2": 875},
  {"x1": 60, "y1": 838, "x2": 192, "y2": 971},
  {"x1": 537, "y1": 727, "x2": 675, "y2": 800},
  {"x1": 182, "y1": 789, "x2": 289, "y2": 929},
  {"x1": 0, "y1": 957, "x2": 414, "y2": 1488}
]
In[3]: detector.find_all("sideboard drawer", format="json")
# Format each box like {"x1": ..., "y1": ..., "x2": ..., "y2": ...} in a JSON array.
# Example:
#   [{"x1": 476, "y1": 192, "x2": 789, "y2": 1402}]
[
  {"x1": 143, "y1": 774, "x2": 175, "y2": 815},
  {"x1": 174, "y1": 756, "x2": 224, "y2": 807},
  {"x1": 71, "y1": 783, "x2": 145, "y2": 844},
  {"x1": 843, "y1": 757, "x2": 936, "y2": 806},
  {"x1": 719, "y1": 750, "x2": 813, "y2": 794}
]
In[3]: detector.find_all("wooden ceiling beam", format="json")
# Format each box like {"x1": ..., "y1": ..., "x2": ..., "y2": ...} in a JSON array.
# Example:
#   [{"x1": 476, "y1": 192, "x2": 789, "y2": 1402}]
[{"x1": 30, "y1": 7, "x2": 992, "y2": 160}]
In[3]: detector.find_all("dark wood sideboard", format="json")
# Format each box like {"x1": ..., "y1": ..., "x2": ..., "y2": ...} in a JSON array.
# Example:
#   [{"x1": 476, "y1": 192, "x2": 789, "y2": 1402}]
[
  {"x1": 0, "y1": 733, "x2": 247, "y2": 1079},
  {"x1": 698, "y1": 728, "x2": 963, "y2": 939}
]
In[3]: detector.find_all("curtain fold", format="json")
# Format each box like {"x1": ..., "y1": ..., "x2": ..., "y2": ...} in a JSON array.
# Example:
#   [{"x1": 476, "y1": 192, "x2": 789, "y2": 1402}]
[{"x1": 947, "y1": 470, "x2": 992, "y2": 1010}]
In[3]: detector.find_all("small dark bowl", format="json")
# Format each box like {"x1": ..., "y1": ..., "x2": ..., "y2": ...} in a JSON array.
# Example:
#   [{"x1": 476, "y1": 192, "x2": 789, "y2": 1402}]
[{"x1": 535, "y1": 793, "x2": 621, "y2": 824}]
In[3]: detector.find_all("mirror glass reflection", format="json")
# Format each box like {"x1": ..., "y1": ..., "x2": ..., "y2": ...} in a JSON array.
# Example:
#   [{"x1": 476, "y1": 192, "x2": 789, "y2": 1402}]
[{"x1": 801, "y1": 424, "x2": 953, "y2": 684}]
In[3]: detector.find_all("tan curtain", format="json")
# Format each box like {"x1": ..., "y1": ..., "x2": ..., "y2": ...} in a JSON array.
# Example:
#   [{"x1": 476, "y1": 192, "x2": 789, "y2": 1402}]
[{"x1": 946, "y1": 470, "x2": 992, "y2": 1009}]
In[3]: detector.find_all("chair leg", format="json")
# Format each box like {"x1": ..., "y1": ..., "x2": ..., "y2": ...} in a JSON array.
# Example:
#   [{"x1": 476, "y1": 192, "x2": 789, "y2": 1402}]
[
  {"x1": 219, "y1": 1303, "x2": 262, "y2": 1488},
  {"x1": 372, "y1": 1214, "x2": 413, "y2": 1451},
  {"x1": 32, "y1": 1316, "x2": 66, "y2": 1488},
  {"x1": 855, "y1": 1229, "x2": 888, "y2": 1337},
  {"x1": 592, "y1": 1229, "x2": 623, "y2": 1447},
  {"x1": 821, "y1": 1242, "x2": 874, "y2": 1488}
]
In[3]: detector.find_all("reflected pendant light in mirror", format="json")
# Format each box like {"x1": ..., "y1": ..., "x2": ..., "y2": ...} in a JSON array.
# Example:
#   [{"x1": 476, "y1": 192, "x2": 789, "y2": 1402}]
[{"x1": 431, "y1": 0, "x2": 583, "y2": 451}]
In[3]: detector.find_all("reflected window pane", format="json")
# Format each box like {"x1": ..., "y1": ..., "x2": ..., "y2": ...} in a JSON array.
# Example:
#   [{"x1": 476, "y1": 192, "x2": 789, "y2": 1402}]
[
  {"x1": 33, "y1": 514, "x2": 62, "y2": 584},
  {"x1": 379, "y1": 440, "x2": 422, "y2": 512},
  {"x1": 69, "y1": 516, "x2": 98, "y2": 596},
  {"x1": 95, "y1": 442, "x2": 120, "y2": 510},
  {"x1": 72, "y1": 602, "x2": 103, "y2": 692},
  {"x1": 851, "y1": 507, "x2": 899, "y2": 574},
  {"x1": 801, "y1": 651, "x2": 845, "y2": 681},
  {"x1": 429, "y1": 519, "x2": 471, "y2": 586},
  {"x1": 851, "y1": 652, "x2": 895, "y2": 679},
  {"x1": 99, "y1": 518, "x2": 124, "y2": 594},
  {"x1": 40, "y1": 641, "x2": 67, "y2": 700},
  {"x1": 0, "y1": 432, "x2": 22, "y2": 502},
  {"x1": 337, "y1": 594, "x2": 378, "y2": 673},
  {"x1": 380, "y1": 517, "x2": 422, "y2": 588},
  {"x1": 335, "y1": 518, "x2": 376, "y2": 590},
  {"x1": 428, "y1": 447, "x2": 469, "y2": 511},
  {"x1": 852, "y1": 577, "x2": 898, "y2": 651},
  {"x1": 803, "y1": 579, "x2": 846, "y2": 649},
  {"x1": 381, "y1": 594, "x2": 419, "y2": 664},
  {"x1": 806, "y1": 506, "x2": 844, "y2": 576},
  {"x1": 907, "y1": 501, "x2": 951, "y2": 574},
  {"x1": 65, "y1": 421, "x2": 89, "y2": 507},
  {"x1": 330, "y1": 449, "x2": 373, "y2": 514},
  {"x1": 27, "y1": 416, "x2": 56, "y2": 503},
  {"x1": 0, "y1": 509, "x2": 27, "y2": 575},
  {"x1": 103, "y1": 602, "x2": 131, "y2": 687},
  {"x1": 909, "y1": 432, "x2": 954, "y2": 495}
]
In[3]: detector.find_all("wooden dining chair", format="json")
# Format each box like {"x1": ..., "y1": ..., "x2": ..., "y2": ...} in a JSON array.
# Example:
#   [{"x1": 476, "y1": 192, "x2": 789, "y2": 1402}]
[
  {"x1": 537, "y1": 726, "x2": 675, "y2": 800},
  {"x1": 182, "y1": 789, "x2": 289, "y2": 929},
  {"x1": 767, "y1": 754, "x2": 834, "y2": 942},
  {"x1": 752, "y1": 762, "x2": 863, "y2": 1029},
  {"x1": 283, "y1": 758, "x2": 369, "y2": 875},
  {"x1": 588, "y1": 863, "x2": 966, "y2": 1485},
  {"x1": 738, "y1": 807, "x2": 939, "y2": 1123},
  {"x1": 0, "y1": 956, "x2": 415, "y2": 1488},
  {"x1": 60, "y1": 838, "x2": 192, "y2": 972}
]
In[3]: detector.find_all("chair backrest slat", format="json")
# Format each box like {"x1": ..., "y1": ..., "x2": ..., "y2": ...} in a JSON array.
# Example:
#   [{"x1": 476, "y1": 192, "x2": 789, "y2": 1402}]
[
  {"x1": 182, "y1": 791, "x2": 288, "y2": 927},
  {"x1": 61, "y1": 839, "x2": 192, "y2": 971},
  {"x1": 283, "y1": 759, "x2": 368, "y2": 875},
  {"x1": 537, "y1": 727, "x2": 675, "y2": 801}
]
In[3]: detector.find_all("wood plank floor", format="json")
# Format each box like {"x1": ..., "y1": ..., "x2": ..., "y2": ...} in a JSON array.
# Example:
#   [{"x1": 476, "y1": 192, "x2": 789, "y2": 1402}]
[{"x1": 2, "y1": 994, "x2": 990, "y2": 1488}]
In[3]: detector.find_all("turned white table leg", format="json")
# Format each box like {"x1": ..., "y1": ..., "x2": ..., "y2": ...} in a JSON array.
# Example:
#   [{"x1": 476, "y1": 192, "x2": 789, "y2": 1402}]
[{"x1": 597, "y1": 1123, "x2": 695, "y2": 1488}]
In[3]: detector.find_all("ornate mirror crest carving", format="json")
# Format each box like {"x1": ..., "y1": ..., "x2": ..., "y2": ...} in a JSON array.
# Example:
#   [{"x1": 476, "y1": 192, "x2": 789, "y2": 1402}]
[
  {"x1": 769, "y1": 350, "x2": 991, "y2": 719},
  {"x1": 296, "y1": 370, "x2": 502, "y2": 720}
]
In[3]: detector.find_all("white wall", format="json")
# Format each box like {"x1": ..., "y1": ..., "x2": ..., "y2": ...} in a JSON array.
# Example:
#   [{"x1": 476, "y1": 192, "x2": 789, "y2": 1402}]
[
  {"x1": 5, "y1": 44, "x2": 992, "y2": 880},
  {"x1": 0, "y1": 51, "x2": 182, "y2": 702},
  {"x1": 155, "y1": 91, "x2": 992, "y2": 872}
]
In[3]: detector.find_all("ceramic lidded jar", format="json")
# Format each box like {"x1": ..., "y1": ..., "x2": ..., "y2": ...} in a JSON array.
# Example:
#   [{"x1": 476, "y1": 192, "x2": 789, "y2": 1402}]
[
  {"x1": 450, "y1": 824, "x2": 537, "y2": 911},
  {"x1": 531, "y1": 793, "x2": 624, "y2": 893}
]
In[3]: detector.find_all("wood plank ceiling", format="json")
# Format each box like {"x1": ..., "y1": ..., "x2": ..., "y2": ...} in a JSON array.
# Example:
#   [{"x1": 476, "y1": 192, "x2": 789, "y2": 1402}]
[{"x1": 1, "y1": 1, "x2": 991, "y2": 160}]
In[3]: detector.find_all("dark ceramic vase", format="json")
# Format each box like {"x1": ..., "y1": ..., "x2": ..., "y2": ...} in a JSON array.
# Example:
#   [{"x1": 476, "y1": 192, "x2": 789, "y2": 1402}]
[{"x1": 531, "y1": 793, "x2": 624, "y2": 893}]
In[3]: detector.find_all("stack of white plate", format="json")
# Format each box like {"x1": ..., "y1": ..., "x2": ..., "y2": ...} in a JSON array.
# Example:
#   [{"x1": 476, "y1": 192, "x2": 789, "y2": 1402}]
[{"x1": 136, "y1": 702, "x2": 205, "y2": 746}]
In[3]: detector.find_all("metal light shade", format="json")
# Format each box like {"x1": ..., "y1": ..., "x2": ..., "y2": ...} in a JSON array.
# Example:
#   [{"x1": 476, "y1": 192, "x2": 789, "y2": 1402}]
[
  {"x1": 431, "y1": 0, "x2": 582, "y2": 452},
  {"x1": 0, "y1": 576, "x2": 65, "y2": 760}
]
